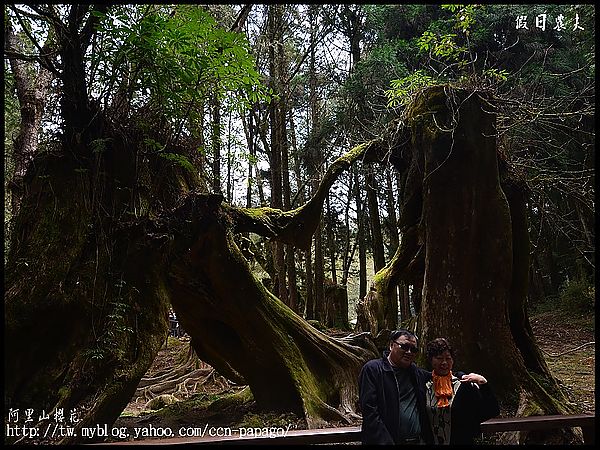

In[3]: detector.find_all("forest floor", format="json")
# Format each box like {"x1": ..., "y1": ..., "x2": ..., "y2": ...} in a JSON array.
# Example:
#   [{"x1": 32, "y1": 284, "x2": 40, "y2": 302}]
[{"x1": 111, "y1": 308, "x2": 594, "y2": 442}]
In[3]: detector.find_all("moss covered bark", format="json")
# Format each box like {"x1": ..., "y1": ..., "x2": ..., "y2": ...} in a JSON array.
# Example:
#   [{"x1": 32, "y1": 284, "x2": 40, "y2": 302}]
[
  {"x1": 354, "y1": 85, "x2": 579, "y2": 444},
  {"x1": 165, "y1": 194, "x2": 376, "y2": 427},
  {"x1": 5, "y1": 121, "x2": 383, "y2": 443},
  {"x1": 4, "y1": 131, "x2": 194, "y2": 444},
  {"x1": 404, "y1": 85, "x2": 577, "y2": 442},
  {"x1": 228, "y1": 138, "x2": 383, "y2": 250}
]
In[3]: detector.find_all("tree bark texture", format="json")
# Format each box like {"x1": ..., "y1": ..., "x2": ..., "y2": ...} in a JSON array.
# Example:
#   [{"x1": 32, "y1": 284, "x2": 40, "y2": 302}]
[
  {"x1": 357, "y1": 85, "x2": 579, "y2": 443},
  {"x1": 365, "y1": 170, "x2": 386, "y2": 272},
  {"x1": 4, "y1": 112, "x2": 382, "y2": 443},
  {"x1": 407, "y1": 86, "x2": 577, "y2": 442},
  {"x1": 167, "y1": 197, "x2": 374, "y2": 426},
  {"x1": 5, "y1": 19, "x2": 54, "y2": 213}
]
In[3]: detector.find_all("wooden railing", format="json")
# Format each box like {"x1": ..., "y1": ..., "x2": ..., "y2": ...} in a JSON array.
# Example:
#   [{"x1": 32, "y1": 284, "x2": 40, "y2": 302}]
[
  {"x1": 93, "y1": 413, "x2": 595, "y2": 445},
  {"x1": 480, "y1": 413, "x2": 595, "y2": 445}
]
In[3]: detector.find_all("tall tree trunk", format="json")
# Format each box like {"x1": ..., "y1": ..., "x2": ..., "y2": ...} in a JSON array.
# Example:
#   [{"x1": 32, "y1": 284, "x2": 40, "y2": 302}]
[
  {"x1": 249, "y1": 107, "x2": 269, "y2": 206},
  {"x1": 268, "y1": 4, "x2": 287, "y2": 304},
  {"x1": 281, "y1": 101, "x2": 298, "y2": 312},
  {"x1": 288, "y1": 110, "x2": 313, "y2": 319},
  {"x1": 365, "y1": 170, "x2": 386, "y2": 272},
  {"x1": 537, "y1": 221, "x2": 561, "y2": 297},
  {"x1": 411, "y1": 278, "x2": 423, "y2": 316},
  {"x1": 285, "y1": 246, "x2": 299, "y2": 312},
  {"x1": 5, "y1": 20, "x2": 54, "y2": 215},
  {"x1": 305, "y1": 249, "x2": 315, "y2": 320},
  {"x1": 384, "y1": 169, "x2": 400, "y2": 322},
  {"x1": 355, "y1": 169, "x2": 368, "y2": 300},
  {"x1": 409, "y1": 86, "x2": 575, "y2": 442},
  {"x1": 326, "y1": 194, "x2": 338, "y2": 284},
  {"x1": 242, "y1": 107, "x2": 255, "y2": 208},
  {"x1": 313, "y1": 215, "x2": 326, "y2": 323},
  {"x1": 226, "y1": 110, "x2": 233, "y2": 203},
  {"x1": 307, "y1": 4, "x2": 324, "y2": 322},
  {"x1": 385, "y1": 167, "x2": 400, "y2": 257},
  {"x1": 341, "y1": 172, "x2": 356, "y2": 286},
  {"x1": 399, "y1": 282, "x2": 410, "y2": 322},
  {"x1": 289, "y1": 110, "x2": 311, "y2": 317},
  {"x1": 211, "y1": 94, "x2": 222, "y2": 194},
  {"x1": 284, "y1": 113, "x2": 299, "y2": 312}
]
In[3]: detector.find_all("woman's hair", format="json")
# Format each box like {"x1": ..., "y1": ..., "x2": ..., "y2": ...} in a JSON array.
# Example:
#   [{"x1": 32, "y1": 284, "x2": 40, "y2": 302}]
[{"x1": 426, "y1": 337, "x2": 455, "y2": 361}]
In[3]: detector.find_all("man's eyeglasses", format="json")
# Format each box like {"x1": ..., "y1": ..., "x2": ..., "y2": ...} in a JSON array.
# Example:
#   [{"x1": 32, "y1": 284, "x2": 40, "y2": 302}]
[{"x1": 393, "y1": 342, "x2": 419, "y2": 353}]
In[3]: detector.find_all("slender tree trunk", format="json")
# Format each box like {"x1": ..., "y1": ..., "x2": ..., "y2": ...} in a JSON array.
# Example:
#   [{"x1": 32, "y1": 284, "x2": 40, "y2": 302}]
[
  {"x1": 385, "y1": 168, "x2": 400, "y2": 257},
  {"x1": 189, "y1": 101, "x2": 205, "y2": 170},
  {"x1": 267, "y1": 4, "x2": 287, "y2": 304},
  {"x1": 399, "y1": 282, "x2": 410, "y2": 322},
  {"x1": 326, "y1": 194, "x2": 338, "y2": 284},
  {"x1": 293, "y1": 149, "x2": 313, "y2": 321},
  {"x1": 536, "y1": 219, "x2": 561, "y2": 297},
  {"x1": 5, "y1": 21, "x2": 54, "y2": 215},
  {"x1": 384, "y1": 169, "x2": 399, "y2": 321},
  {"x1": 284, "y1": 113, "x2": 299, "y2": 311},
  {"x1": 241, "y1": 107, "x2": 255, "y2": 208},
  {"x1": 410, "y1": 279, "x2": 422, "y2": 317},
  {"x1": 528, "y1": 244, "x2": 547, "y2": 306},
  {"x1": 355, "y1": 169, "x2": 367, "y2": 301},
  {"x1": 289, "y1": 110, "x2": 311, "y2": 316},
  {"x1": 226, "y1": 110, "x2": 233, "y2": 203},
  {"x1": 308, "y1": 4, "x2": 324, "y2": 322},
  {"x1": 365, "y1": 170, "x2": 386, "y2": 272},
  {"x1": 305, "y1": 249, "x2": 315, "y2": 320},
  {"x1": 211, "y1": 95, "x2": 222, "y2": 194},
  {"x1": 341, "y1": 172, "x2": 355, "y2": 286},
  {"x1": 313, "y1": 215, "x2": 325, "y2": 322},
  {"x1": 281, "y1": 96, "x2": 298, "y2": 312},
  {"x1": 248, "y1": 107, "x2": 269, "y2": 207}
]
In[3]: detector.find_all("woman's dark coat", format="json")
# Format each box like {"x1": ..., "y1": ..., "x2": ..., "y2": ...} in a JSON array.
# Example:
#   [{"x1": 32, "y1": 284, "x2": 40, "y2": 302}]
[{"x1": 448, "y1": 376, "x2": 500, "y2": 444}]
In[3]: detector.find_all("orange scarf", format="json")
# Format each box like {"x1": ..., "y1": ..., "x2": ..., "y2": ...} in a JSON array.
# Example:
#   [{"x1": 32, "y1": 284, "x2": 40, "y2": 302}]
[{"x1": 432, "y1": 371, "x2": 453, "y2": 408}]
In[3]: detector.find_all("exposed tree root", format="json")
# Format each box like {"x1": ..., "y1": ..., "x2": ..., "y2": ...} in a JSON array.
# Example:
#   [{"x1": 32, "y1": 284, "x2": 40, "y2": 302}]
[
  {"x1": 132, "y1": 340, "x2": 232, "y2": 404},
  {"x1": 136, "y1": 360, "x2": 199, "y2": 388},
  {"x1": 306, "y1": 398, "x2": 354, "y2": 428},
  {"x1": 137, "y1": 368, "x2": 213, "y2": 401}
]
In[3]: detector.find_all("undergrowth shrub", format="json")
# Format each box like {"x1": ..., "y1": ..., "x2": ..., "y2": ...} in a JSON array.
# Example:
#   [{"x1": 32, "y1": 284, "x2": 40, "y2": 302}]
[{"x1": 559, "y1": 277, "x2": 595, "y2": 313}]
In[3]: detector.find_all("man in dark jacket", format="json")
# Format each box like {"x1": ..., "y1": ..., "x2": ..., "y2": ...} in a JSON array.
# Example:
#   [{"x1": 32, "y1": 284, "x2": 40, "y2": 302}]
[{"x1": 358, "y1": 329, "x2": 433, "y2": 445}]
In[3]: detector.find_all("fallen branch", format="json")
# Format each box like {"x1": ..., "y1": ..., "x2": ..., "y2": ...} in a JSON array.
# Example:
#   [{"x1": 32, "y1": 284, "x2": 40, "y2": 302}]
[{"x1": 541, "y1": 341, "x2": 595, "y2": 357}]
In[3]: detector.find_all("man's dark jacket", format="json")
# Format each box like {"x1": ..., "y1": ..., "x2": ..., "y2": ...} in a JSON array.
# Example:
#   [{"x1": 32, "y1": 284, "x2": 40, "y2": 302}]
[{"x1": 358, "y1": 352, "x2": 434, "y2": 445}]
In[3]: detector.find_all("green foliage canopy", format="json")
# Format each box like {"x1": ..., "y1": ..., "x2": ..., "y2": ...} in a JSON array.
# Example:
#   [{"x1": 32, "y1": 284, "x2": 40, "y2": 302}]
[{"x1": 93, "y1": 5, "x2": 270, "y2": 123}]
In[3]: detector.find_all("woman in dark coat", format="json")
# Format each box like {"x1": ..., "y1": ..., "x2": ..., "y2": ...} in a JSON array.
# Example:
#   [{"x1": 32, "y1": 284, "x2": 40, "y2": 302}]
[{"x1": 425, "y1": 337, "x2": 500, "y2": 444}]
